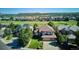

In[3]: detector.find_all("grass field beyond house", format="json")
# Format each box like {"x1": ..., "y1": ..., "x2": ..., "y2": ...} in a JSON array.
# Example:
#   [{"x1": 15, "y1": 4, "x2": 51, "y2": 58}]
[
  {"x1": 53, "y1": 20, "x2": 77, "y2": 26},
  {"x1": 0, "y1": 20, "x2": 77, "y2": 26},
  {"x1": 0, "y1": 21, "x2": 48, "y2": 26}
]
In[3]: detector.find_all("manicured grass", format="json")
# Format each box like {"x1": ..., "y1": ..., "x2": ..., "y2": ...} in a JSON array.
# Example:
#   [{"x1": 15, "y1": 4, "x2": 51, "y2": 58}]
[
  {"x1": 52, "y1": 20, "x2": 77, "y2": 26},
  {"x1": 0, "y1": 21, "x2": 48, "y2": 26},
  {"x1": 28, "y1": 39, "x2": 43, "y2": 49},
  {"x1": 0, "y1": 20, "x2": 77, "y2": 26}
]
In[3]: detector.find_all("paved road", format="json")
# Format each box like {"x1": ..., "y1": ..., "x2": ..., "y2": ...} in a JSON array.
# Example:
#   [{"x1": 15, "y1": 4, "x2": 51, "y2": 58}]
[{"x1": 43, "y1": 41, "x2": 60, "y2": 50}]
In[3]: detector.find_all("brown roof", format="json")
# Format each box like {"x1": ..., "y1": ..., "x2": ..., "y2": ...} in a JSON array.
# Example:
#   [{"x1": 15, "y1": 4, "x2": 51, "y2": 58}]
[
  {"x1": 42, "y1": 34, "x2": 57, "y2": 39},
  {"x1": 38, "y1": 26, "x2": 55, "y2": 32},
  {"x1": 42, "y1": 35, "x2": 57, "y2": 41}
]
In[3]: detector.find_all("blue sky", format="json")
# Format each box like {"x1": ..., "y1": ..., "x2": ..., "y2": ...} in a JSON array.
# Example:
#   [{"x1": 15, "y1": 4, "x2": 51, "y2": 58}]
[{"x1": 0, "y1": 8, "x2": 79, "y2": 14}]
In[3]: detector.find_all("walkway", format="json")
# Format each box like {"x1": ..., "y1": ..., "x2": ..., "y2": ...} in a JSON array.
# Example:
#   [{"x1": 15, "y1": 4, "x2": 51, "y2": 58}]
[{"x1": 0, "y1": 37, "x2": 11, "y2": 50}]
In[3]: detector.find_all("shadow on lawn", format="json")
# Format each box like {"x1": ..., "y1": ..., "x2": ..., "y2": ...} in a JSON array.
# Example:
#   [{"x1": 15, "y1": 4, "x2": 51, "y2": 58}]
[{"x1": 7, "y1": 39, "x2": 22, "y2": 49}]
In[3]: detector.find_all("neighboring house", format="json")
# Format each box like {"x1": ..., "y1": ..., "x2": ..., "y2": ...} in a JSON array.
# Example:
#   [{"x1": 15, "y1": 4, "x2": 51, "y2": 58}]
[
  {"x1": 1, "y1": 17, "x2": 10, "y2": 20},
  {"x1": 58, "y1": 25, "x2": 69, "y2": 31},
  {"x1": 14, "y1": 24, "x2": 33, "y2": 36},
  {"x1": 15, "y1": 17, "x2": 34, "y2": 21},
  {"x1": 67, "y1": 34, "x2": 76, "y2": 44},
  {"x1": 58, "y1": 25, "x2": 79, "y2": 34},
  {"x1": 38, "y1": 26, "x2": 57, "y2": 41},
  {"x1": 58, "y1": 25, "x2": 78, "y2": 45},
  {"x1": 69, "y1": 26, "x2": 79, "y2": 32}
]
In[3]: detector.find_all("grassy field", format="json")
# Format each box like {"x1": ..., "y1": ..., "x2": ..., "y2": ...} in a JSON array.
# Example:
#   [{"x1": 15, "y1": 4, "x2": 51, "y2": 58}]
[
  {"x1": 0, "y1": 21, "x2": 48, "y2": 26},
  {"x1": 53, "y1": 20, "x2": 77, "y2": 26},
  {"x1": 0, "y1": 20, "x2": 77, "y2": 26}
]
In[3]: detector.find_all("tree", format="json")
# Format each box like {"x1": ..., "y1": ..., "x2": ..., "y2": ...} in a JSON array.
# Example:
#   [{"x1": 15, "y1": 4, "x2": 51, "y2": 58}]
[
  {"x1": 64, "y1": 17, "x2": 69, "y2": 21},
  {"x1": 48, "y1": 21, "x2": 54, "y2": 27},
  {"x1": 10, "y1": 17, "x2": 14, "y2": 20},
  {"x1": 18, "y1": 28, "x2": 33, "y2": 47},
  {"x1": 58, "y1": 34, "x2": 68, "y2": 43},
  {"x1": 33, "y1": 23, "x2": 38, "y2": 30},
  {"x1": 8, "y1": 22, "x2": 16, "y2": 32},
  {"x1": 6, "y1": 35, "x2": 13, "y2": 40},
  {"x1": 77, "y1": 21, "x2": 79, "y2": 26},
  {"x1": 76, "y1": 17, "x2": 79, "y2": 21},
  {"x1": 3, "y1": 28, "x2": 12, "y2": 37},
  {"x1": 75, "y1": 31, "x2": 79, "y2": 46}
]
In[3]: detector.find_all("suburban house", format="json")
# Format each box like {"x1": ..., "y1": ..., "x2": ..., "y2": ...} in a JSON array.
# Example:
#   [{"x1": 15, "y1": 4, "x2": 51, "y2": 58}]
[
  {"x1": 38, "y1": 26, "x2": 57, "y2": 41},
  {"x1": 67, "y1": 34, "x2": 76, "y2": 44},
  {"x1": 13, "y1": 24, "x2": 33, "y2": 36},
  {"x1": 58, "y1": 25, "x2": 79, "y2": 45}
]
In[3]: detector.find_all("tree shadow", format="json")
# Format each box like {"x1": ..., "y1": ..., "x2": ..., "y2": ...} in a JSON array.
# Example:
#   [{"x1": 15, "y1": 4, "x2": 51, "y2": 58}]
[
  {"x1": 49, "y1": 41, "x2": 59, "y2": 47},
  {"x1": 7, "y1": 39, "x2": 22, "y2": 49}
]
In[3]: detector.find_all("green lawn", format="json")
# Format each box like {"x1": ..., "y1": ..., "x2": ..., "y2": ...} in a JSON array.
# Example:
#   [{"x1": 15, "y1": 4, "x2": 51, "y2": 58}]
[
  {"x1": 0, "y1": 20, "x2": 77, "y2": 26},
  {"x1": 28, "y1": 39, "x2": 43, "y2": 49},
  {"x1": 0, "y1": 21, "x2": 48, "y2": 26},
  {"x1": 52, "y1": 20, "x2": 77, "y2": 26}
]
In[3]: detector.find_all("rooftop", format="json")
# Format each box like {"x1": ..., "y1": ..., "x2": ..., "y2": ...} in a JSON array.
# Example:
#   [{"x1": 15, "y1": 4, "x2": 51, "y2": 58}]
[{"x1": 38, "y1": 25, "x2": 55, "y2": 32}]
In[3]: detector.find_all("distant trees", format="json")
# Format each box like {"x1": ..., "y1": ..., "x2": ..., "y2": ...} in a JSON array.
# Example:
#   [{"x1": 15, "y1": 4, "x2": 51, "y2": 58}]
[
  {"x1": 76, "y1": 17, "x2": 79, "y2": 21},
  {"x1": 18, "y1": 28, "x2": 33, "y2": 47},
  {"x1": 77, "y1": 21, "x2": 79, "y2": 26},
  {"x1": 64, "y1": 17, "x2": 69, "y2": 21},
  {"x1": 10, "y1": 17, "x2": 14, "y2": 20},
  {"x1": 75, "y1": 31, "x2": 79, "y2": 46}
]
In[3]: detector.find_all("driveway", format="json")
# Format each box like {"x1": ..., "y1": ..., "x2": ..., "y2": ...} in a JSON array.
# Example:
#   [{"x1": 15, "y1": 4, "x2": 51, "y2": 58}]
[
  {"x1": 43, "y1": 41, "x2": 60, "y2": 50},
  {"x1": 0, "y1": 37, "x2": 11, "y2": 50}
]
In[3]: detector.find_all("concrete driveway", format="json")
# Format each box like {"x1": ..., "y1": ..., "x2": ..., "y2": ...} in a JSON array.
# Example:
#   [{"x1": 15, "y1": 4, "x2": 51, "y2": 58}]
[
  {"x1": 0, "y1": 39, "x2": 11, "y2": 50},
  {"x1": 43, "y1": 41, "x2": 60, "y2": 50}
]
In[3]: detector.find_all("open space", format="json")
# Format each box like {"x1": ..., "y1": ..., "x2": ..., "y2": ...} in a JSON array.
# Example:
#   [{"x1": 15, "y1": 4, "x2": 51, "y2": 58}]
[{"x1": 0, "y1": 20, "x2": 77, "y2": 26}]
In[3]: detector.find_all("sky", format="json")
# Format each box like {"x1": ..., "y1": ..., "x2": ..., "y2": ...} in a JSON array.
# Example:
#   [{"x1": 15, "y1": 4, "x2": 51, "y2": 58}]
[{"x1": 0, "y1": 8, "x2": 79, "y2": 14}]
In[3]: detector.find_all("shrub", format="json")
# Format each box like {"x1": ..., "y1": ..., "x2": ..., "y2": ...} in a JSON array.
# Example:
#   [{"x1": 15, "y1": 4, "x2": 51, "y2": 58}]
[
  {"x1": 6, "y1": 35, "x2": 13, "y2": 40},
  {"x1": 28, "y1": 39, "x2": 43, "y2": 49}
]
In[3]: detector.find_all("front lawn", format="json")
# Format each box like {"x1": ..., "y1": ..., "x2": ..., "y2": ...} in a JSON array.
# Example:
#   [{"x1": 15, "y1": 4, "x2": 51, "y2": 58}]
[{"x1": 28, "y1": 39, "x2": 43, "y2": 49}]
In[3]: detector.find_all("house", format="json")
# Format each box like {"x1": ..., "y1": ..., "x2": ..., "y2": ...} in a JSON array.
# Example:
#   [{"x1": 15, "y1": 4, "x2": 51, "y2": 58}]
[
  {"x1": 58, "y1": 25, "x2": 78, "y2": 46},
  {"x1": 38, "y1": 26, "x2": 57, "y2": 41},
  {"x1": 13, "y1": 24, "x2": 33, "y2": 36},
  {"x1": 15, "y1": 17, "x2": 34, "y2": 21},
  {"x1": 69, "y1": 26, "x2": 79, "y2": 32},
  {"x1": 58, "y1": 25, "x2": 79, "y2": 34},
  {"x1": 67, "y1": 34, "x2": 76, "y2": 44}
]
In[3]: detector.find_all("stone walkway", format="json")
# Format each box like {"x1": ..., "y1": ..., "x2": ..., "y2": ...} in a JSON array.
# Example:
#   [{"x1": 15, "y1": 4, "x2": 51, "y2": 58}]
[{"x1": 43, "y1": 41, "x2": 60, "y2": 50}]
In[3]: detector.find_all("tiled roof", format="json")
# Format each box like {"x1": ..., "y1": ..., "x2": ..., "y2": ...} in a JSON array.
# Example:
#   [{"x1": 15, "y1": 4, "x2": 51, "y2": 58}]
[{"x1": 38, "y1": 26, "x2": 55, "y2": 32}]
